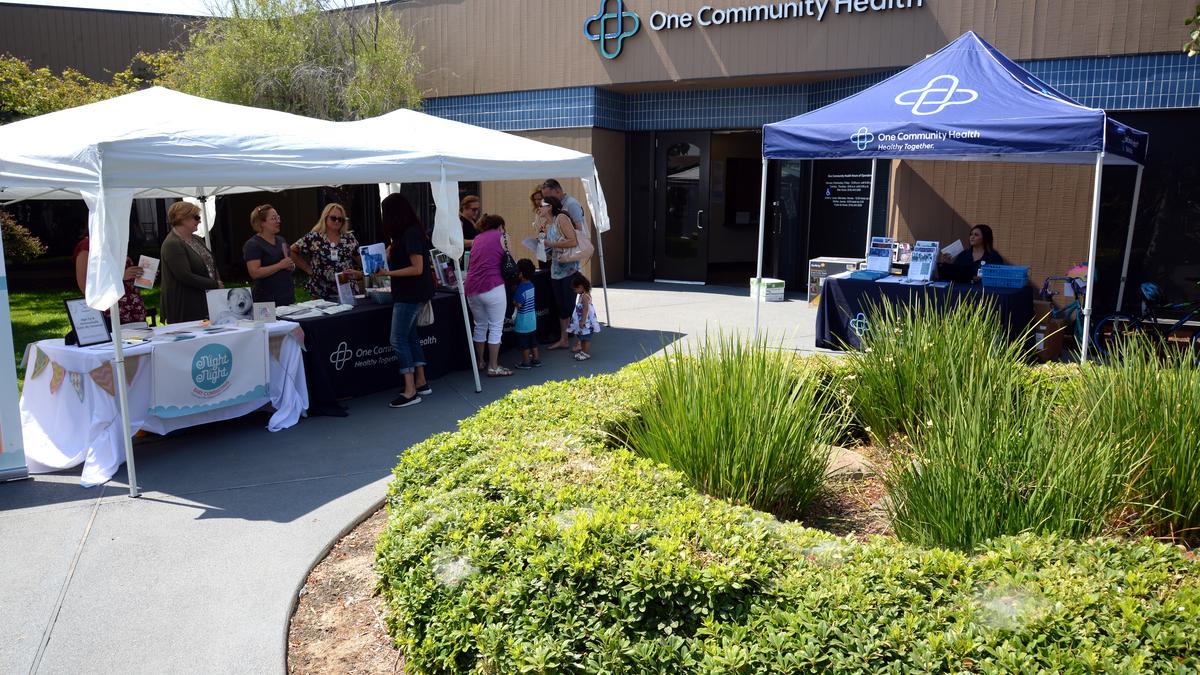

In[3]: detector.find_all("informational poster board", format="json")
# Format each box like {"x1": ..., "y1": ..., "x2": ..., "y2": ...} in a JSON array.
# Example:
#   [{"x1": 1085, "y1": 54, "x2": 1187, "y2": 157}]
[
  {"x1": 0, "y1": 236, "x2": 28, "y2": 480},
  {"x1": 866, "y1": 236, "x2": 895, "y2": 273},
  {"x1": 907, "y1": 240, "x2": 940, "y2": 282}
]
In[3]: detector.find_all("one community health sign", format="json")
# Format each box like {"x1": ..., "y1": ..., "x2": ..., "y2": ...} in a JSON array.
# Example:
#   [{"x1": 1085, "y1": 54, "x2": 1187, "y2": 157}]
[
  {"x1": 151, "y1": 328, "x2": 268, "y2": 418},
  {"x1": 585, "y1": 0, "x2": 926, "y2": 59}
]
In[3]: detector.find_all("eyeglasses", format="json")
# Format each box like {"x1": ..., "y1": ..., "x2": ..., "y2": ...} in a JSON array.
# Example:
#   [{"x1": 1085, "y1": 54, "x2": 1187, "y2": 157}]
[
  {"x1": 327, "y1": 215, "x2": 346, "y2": 223},
  {"x1": 190, "y1": 214, "x2": 201, "y2": 222}
]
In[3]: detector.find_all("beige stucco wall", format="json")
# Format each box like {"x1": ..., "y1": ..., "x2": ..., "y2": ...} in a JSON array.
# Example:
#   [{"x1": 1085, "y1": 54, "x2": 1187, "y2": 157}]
[
  {"x1": 394, "y1": 0, "x2": 1196, "y2": 97},
  {"x1": 888, "y1": 160, "x2": 1096, "y2": 287}
]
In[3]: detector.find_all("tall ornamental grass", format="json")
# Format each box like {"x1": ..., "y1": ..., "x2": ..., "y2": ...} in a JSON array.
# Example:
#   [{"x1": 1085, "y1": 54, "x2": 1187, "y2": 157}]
[
  {"x1": 620, "y1": 334, "x2": 846, "y2": 518},
  {"x1": 1077, "y1": 335, "x2": 1200, "y2": 543},
  {"x1": 844, "y1": 297, "x2": 1030, "y2": 446},
  {"x1": 884, "y1": 366, "x2": 1140, "y2": 551}
]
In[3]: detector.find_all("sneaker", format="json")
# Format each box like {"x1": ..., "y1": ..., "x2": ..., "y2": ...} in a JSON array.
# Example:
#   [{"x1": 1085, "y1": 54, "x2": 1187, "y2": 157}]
[
  {"x1": 415, "y1": 383, "x2": 433, "y2": 396},
  {"x1": 530, "y1": 359, "x2": 543, "y2": 367},
  {"x1": 515, "y1": 361, "x2": 533, "y2": 370},
  {"x1": 389, "y1": 393, "x2": 422, "y2": 408}
]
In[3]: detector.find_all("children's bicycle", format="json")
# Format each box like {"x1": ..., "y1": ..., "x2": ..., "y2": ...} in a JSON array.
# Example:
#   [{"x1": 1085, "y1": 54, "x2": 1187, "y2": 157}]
[
  {"x1": 1037, "y1": 276, "x2": 1089, "y2": 357},
  {"x1": 1091, "y1": 280, "x2": 1200, "y2": 360}
]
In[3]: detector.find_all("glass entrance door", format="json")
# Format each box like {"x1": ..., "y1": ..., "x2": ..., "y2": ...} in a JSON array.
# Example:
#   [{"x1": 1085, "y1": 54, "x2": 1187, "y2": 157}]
[{"x1": 654, "y1": 133, "x2": 710, "y2": 282}]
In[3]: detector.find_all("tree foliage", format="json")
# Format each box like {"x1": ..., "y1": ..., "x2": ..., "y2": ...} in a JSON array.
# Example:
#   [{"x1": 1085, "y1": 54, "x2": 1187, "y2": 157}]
[
  {"x1": 0, "y1": 211, "x2": 48, "y2": 265},
  {"x1": 1188, "y1": 3, "x2": 1200, "y2": 56},
  {"x1": 0, "y1": 56, "x2": 139, "y2": 123},
  {"x1": 153, "y1": 0, "x2": 422, "y2": 120}
]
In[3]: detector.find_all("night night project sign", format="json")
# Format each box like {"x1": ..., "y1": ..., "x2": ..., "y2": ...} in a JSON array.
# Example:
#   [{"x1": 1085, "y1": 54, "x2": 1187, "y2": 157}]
[{"x1": 585, "y1": 0, "x2": 926, "y2": 59}]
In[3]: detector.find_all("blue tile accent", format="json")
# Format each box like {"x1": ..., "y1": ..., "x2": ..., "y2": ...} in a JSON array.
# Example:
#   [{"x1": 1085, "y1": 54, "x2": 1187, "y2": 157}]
[{"x1": 421, "y1": 52, "x2": 1200, "y2": 132}]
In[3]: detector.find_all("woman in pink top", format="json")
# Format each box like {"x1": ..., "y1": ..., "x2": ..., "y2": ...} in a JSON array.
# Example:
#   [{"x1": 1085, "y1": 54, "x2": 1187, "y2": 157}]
[{"x1": 463, "y1": 214, "x2": 512, "y2": 376}]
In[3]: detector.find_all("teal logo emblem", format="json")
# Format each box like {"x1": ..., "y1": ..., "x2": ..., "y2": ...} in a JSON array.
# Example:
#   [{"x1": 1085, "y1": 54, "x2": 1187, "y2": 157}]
[
  {"x1": 192, "y1": 343, "x2": 233, "y2": 397},
  {"x1": 584, "y1": 0, "x2": 640, "y2": 60}
]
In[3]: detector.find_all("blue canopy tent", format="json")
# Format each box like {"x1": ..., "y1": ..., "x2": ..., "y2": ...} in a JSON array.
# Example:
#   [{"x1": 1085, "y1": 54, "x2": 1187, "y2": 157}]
[{"x1": 756, "y1": 31, "x2": 1149, "y2": 360}]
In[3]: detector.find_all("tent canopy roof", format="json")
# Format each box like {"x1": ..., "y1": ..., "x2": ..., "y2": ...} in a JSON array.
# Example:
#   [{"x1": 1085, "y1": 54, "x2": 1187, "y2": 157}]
[
  {"x1": 0, "y1": 87, "x2": 609, "y2": 310},
  {"x1": 763, "y1": 32, "x2": 1148, "y2": 166},
  {"x1": 0, "y1": 87, "x2": 597, "y2": 201}
]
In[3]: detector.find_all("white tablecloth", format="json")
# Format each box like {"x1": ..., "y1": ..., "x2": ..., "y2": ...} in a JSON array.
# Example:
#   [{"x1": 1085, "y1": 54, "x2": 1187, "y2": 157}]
[{"x1": 20, "y1": 322, "x2": 308, "y2": 487}]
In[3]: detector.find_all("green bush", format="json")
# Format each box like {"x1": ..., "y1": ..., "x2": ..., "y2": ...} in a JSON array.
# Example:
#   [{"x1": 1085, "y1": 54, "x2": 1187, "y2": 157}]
[
  {"x1": 885, "y1": 360, "x2": 1140, "y2": 550},
  {"x1": 845, "y1": 297, "x2": 1030, "y2": 446},
  {"x1": 617, "y1": 334, "x2": 845, "y2": 517},
  {"x1": 377, "y1": 371, "x2": 1200, "y2": 673},
  {"x1": 0, "y1": 210, "x2": 48, "y2": 265},
  {"x1": 1077, "y1": 336, "x2": 1200, "y2": 543}
]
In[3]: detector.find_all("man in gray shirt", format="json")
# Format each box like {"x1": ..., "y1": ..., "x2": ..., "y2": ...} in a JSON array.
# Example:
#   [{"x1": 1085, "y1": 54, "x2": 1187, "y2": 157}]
[{"x1": 541, "y1": 179, "x2": 584, "y2": 228}]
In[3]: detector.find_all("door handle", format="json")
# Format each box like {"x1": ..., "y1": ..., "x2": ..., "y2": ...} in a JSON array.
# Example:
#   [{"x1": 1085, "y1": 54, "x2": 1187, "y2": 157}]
[{"x1": 696, "y1": 209, "x2": 705, "y2": 230}]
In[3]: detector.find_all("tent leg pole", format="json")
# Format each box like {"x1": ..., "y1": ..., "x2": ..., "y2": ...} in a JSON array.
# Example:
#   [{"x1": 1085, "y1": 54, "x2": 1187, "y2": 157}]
[
  {"x1": 594, "y1": 224, "x2": 611, "y2": 327},
  {"x1": 864, "y1": 159, "x2": 878, "y2": 259},
  {"x1": 454, "y1": 259, "x2": 481, "y2": 393},
  {"x1": 110, "y1": 307, "x2": 139, "y2": 497},
  {"x1": 753, "y1": 159, "x2": 769, "y2": 340},
  {"x1": 198, "y1": 194, "x2": 212, "y2": 251},
  {"x1": 1080, "y1": 153, "x2": 1105, "y2": 363},
  {"x1": 1115, "y1": 165, "x2": 1144, "y2": 312}
]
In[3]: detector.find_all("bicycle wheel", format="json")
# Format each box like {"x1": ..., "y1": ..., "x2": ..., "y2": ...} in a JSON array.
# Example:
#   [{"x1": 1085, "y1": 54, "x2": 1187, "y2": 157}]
[{"x1": 1092, "y1": 313, "x2": 1140, "y2": 360}]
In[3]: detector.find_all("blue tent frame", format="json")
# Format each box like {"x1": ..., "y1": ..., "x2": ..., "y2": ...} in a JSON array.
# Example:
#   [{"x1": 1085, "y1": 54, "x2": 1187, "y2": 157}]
[{"x1": 754, "y1": 32, "x2": 1149, "y2": 361}]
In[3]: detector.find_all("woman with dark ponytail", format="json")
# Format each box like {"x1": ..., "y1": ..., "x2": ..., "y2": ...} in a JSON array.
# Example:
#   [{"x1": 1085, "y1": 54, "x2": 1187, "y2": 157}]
[{"x1": 377, "y1": 193, "x2": 434, "y2": 408}]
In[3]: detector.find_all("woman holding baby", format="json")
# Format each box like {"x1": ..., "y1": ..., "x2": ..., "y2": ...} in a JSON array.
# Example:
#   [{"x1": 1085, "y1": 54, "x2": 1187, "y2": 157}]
[{"x1": 243, "y1": 203, "x2": 297, "y2": 307}]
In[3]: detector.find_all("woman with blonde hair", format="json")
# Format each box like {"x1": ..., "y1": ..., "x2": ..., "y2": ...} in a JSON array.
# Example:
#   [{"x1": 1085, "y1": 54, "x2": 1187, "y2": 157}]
[
  {"x1": 160, "y1": 200, "x2": 222, "y2": 323},
  {"x1": 243, "y1": 203, "x2": 296, "y2": 306},
  {"x1": 291, "y1": 202, "x2": 364, "y2": 302}
]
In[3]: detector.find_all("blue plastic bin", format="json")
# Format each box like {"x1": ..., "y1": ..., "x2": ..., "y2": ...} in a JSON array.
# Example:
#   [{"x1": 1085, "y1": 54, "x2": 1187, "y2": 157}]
[{"x1": 980, "y1": 264, "x2": 1029, "y2": 289}]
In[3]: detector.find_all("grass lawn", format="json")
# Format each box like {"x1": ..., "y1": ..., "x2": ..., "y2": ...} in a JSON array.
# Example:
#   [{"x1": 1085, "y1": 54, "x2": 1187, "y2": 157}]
[{"x1": 10, "y1": 287, "x2": 162, "y2": 389}]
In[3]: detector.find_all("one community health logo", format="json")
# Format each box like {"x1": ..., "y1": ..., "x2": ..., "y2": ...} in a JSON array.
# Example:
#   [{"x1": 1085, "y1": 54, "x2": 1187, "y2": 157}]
[
  {"x1": 894, "y1": 74, "x2": 978, "y2": 115},
  {"x1": 584, "y1": 0, "x2": 640, "y2": 60},
  {"x1": 330, "y1": 341, "x2": 353, "y2": 371},
  {"x1": 192, "y1": 343, "x2": 233, "y2": 398},
  {"x1": 851, "y1": 127, "x2": 875, "y2": 151}
]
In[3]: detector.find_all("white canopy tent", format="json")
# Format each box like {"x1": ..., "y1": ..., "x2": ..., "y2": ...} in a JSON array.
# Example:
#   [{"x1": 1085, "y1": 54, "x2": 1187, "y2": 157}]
[{"x1": 0, "y1": 87, "x2": 612, "y2": 496}]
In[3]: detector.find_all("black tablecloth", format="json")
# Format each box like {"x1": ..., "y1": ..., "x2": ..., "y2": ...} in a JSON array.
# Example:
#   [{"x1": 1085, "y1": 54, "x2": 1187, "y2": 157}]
[
  {"x1": 815, "y1": 277, "x2": 1034, "y2": 350},
  {"x1": 295, "y1": 290, "x2": 470, "y2": 413}
]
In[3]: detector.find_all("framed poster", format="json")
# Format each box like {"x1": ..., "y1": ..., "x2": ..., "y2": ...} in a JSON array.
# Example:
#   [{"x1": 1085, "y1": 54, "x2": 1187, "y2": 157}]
[{"x1": 63, "y1": 298, "x2": 112, "y2": 346}]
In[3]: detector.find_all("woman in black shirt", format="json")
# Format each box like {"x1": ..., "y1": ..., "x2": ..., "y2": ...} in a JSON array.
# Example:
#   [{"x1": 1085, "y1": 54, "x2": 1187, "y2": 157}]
[
  {"x1": 243, "y1": 204, "x2": 296, "y2": 305},
  {"x1": 377, "y1": 193, "x2": 434, "y2": 408},
  {"x1": 941, "y1": 223, "x2": 1004, "y2": 281}
]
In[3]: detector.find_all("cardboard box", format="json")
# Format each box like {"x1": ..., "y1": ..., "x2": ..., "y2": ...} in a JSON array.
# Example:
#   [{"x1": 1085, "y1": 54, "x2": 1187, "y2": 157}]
[
  {"x1": 1033, "y1": 315, "x2": 1067, "y2": 362},
  {"x1": 750, "y1": 277, "x2": 786, "y2": 302}
]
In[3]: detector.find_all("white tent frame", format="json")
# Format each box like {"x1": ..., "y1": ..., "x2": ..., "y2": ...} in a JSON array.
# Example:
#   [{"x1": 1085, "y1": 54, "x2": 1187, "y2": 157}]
[
  {"x1": 754, "y1": 153, "x2": 1144, "y2": 360},
  {"x1": 0, "y1": 88, "x2": 613, "y2": 497}
]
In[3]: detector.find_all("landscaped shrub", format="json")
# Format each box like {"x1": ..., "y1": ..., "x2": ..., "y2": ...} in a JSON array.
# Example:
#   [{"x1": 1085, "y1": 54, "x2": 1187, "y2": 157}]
[
  {"x1": 1076, "y1": 336, "x2": 1200, "y2": 543},
  {"x1": 616, "y1": 334, "x2": 846, "y2": 517},
  {"x1": 884, "y1": 359, "x2": 1140, "y2": 550},
  {"x1": 844, "y1": 297, "x2": 1030, "y2": 446},
  {"x1": 0, "y1": 210, "x2": 48, "y2": 265},
  {"x1": 376, "y1": 371, "x2": 1200, "y2": 674}
]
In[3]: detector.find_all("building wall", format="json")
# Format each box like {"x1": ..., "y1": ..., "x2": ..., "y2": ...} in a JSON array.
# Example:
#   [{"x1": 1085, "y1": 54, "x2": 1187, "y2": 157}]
[
  {"x1": 478, "y1": 128, "x2": 627, "y2": 283},
  {"x1": 394, "y1": 0, "x2": 1198, "y2": 97},
  {"x1": 888, "y1": 160, "x2": 1095, "y2": 287},
  {"x1": 0, "y1": 4, "x2": 192, "y2": 79}
]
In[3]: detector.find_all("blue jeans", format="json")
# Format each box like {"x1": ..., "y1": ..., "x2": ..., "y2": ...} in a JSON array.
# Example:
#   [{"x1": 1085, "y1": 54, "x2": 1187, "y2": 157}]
[{"x1": 390, "y1": 302, "x2": 427, "y2": 375}]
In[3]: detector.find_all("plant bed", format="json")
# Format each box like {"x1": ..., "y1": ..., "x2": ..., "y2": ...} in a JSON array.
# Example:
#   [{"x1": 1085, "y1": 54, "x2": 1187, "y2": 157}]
[{"x1": 371, "y1": 368, "x2": 1200, "y2": 673}]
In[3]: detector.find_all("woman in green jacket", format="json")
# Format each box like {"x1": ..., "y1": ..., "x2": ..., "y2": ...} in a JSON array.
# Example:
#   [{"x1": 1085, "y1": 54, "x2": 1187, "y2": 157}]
[{"x1": 160, "y1": 201, "x2": 222, "y2": 323}]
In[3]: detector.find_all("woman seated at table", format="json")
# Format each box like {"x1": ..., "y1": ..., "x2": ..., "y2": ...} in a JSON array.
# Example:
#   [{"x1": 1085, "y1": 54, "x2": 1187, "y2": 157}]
[
  {"x1": 161, "y1": 201, "x2": 222, "y2": 323},
  {"x1": 243, "y1": 204, "x2": 296, "y2": 306},
  {"x1": 73, "y1": 235, "x2": 147, "y2": 325},
  {"x1": 291, "y1": 202, "x2": 364, "y2": 302},
  {"x1": 940, "y1": 223, "x2": 1004, "y2": 281}
]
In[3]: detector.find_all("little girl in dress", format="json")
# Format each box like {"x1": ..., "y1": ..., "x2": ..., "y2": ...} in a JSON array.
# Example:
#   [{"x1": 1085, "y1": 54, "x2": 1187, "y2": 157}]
[{"x1": 567, "y1": 273, "x2": 600, "y2": 361}]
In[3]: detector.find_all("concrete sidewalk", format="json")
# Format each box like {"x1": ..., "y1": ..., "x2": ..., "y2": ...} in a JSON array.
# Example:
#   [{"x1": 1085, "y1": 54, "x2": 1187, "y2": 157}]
[{"x1": 0, "y1": 282, "x2": 820, "y2": 673}]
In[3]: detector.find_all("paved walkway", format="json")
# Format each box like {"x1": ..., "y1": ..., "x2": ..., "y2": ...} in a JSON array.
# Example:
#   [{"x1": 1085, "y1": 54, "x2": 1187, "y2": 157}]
[{"x1": 0, "y1": 282, "x2": 820, "y2": 673}]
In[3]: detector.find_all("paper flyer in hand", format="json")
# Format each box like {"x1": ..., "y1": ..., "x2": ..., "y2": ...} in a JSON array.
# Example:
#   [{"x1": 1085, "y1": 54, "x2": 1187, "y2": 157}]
[
  {"x1": 358, "y1": 243, "x2": 389, "y2": 276},
  {"x1": 940, "y1": 239, "x2": 964, "y2": 259},
  {"x1": 907, "y1": 240, "x2": 939, "y2": 282},
  {"x1": 866, "y1": 236, "x2": 895, "y2": 273},
  {"x1": 134, "y1": 255, "x2": 160, "y2": 289}
]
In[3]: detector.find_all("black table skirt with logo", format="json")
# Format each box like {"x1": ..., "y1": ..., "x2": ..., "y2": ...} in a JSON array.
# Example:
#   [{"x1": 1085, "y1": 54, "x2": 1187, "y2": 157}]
[
  {"x1": 295, "y1": 290, "x2": 470, "y2": 413},
  {"x1": 815, "y1": 276, "x2": 1034, "y2": 351}
]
